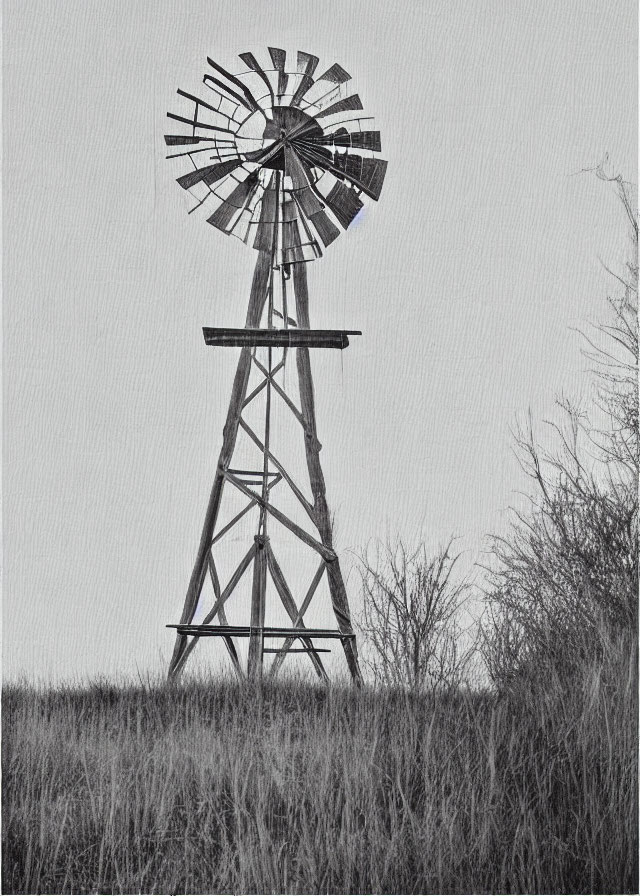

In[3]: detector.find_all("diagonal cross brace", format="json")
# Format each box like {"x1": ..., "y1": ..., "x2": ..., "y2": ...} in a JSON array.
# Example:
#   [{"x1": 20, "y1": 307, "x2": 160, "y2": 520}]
[
  {"x1": 265, "y1": 542, "x2": 328, "y2": 681},
  {"x1": 225, "y1": 469, "x2": 335, "y2": 561}
]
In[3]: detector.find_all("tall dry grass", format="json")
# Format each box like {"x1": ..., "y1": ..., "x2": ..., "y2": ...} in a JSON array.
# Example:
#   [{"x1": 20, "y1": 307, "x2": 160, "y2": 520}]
[{"x1": 3, "y1": 635, "x2": 637, "y2": 894}]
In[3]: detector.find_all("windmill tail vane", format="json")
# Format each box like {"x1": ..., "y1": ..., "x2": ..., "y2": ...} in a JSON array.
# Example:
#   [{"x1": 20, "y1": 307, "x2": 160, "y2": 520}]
[{"x1": 165, "y1": 48, "x2": 387, "y2": 684}]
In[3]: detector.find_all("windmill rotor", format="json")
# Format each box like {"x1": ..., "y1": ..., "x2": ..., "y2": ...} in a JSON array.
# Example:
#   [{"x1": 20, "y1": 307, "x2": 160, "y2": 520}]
[{"x1": 165, "y1": 48, "x2": 387, "y2": 265}]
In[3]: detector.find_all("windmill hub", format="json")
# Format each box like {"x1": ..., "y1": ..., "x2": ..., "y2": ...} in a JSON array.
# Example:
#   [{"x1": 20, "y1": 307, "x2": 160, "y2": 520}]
[{"x1": 236, "y1": 107, "x2": 324, "y2": 171}]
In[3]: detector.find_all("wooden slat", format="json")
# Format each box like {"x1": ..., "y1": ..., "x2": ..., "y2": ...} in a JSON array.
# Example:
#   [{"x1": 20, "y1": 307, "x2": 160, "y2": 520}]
[{"x1": 263, "y1": 647, "x2": 330, "y2": 654}]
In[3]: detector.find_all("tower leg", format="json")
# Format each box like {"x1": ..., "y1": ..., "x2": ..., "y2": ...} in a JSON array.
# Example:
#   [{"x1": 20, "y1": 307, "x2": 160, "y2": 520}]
[
  {"x1": 292, "y1": 263, "x2": 363, "y2": 686},
  {"x1": 168, "y1": 251, "x2": 272, "y2": 679},
  {"x1": 248, "y1": 535, "x2": 268, "y2": 681}
]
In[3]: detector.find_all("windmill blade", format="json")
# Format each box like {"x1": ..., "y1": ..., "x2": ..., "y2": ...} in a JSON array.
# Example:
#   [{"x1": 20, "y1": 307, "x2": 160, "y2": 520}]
[
  {"x1": 296, "y1": 143, "x2": 387, "y2": 201},
  {"x1": 284, "y1": 145, "x2": 325, "y2": 218},
  {"x1": 316, "y1": 62, "x2": 351, "y2": 84},
  {"x1": 207, "y1": 173, "x2": 260, "y2": 233},
  {"x1": 323, "y1": 180, "x2": 364, "y2": 229},
  {"x1": 307, "y1": 130, "x2": 382, "y2": 152},
  {"x1": 285, "y1": 228, "x2": 321, "y2": 262},
  {"x1": 166, "y1": 144, "x2": 238, "y2": 161},
  {"x1": 291, "y1": 74, "x2": 315, "y2": 109},
  {"x1": 203, "y1": 74, "x2": 253, "y2": 114},
  {"x1": 253, "y1": 176, "x2": 278, "y2": 251},
  {"x1": 285, "y1": 148, "x2": 340, "y2": 246},
  {"x1": 291, "y1": 51, "x2": 319, "y2": 106},
  {"x1": 315, "y1": 94, "x2": 363, "y2": 119},
  {"x1": 296, "y1": 141, "x2": 332, "y2": 166},
  {"x1": 176, "y1": 88, "x2": 220, "y2": 115},
  {"x1": 297, "y1": 51, "x2": 319, "y2": 77},
  {"x1": 166, "y1": 112, "x2": 236, "y2": 135},
  {"x1": 239, "y1": 51, "x2": 274, "y2": 104},
  {"x1": 164, "y1": 134, "x2": 218, "y2": 145},
  {"x1": 268, "y1": 47, "x2": 288, "y2": 98},
  {"x1": 207, "y1": 57, "x2": 263, "y2": 115},
  {"x1": 177, "y1": 158, "x2": 244, "y2": 191},
  {"x1": 281, "y1": 198, "x2": 297, "y2": 221},
  {"x1": 268, "y1": 46, "x2": 286, "y2": 70},
  {"x1": 359, "y1": 157, "x2": 388, "y2": 201},
  {"x1": 301, "y1": 62, "x2": 351, "y2": 110},
  {"x1": 308, "y1": 209, "x2": 340, "y2": 247},
  {"x1": 282, "y1": 218, "x2": 307, "y2": 263}
]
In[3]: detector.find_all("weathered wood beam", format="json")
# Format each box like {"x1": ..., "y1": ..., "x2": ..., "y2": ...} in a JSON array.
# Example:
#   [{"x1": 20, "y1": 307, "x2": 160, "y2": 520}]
[
  {"x1": 203, "y1": 328, "x2": 360, "y2": 349},
  {"x1": 292, "y1": 262, "x2": 363, "y2": 686},
  {"x1": 168, "y1": 250, "x2": 271, "y2": 680},
  {"x1": 248, "y1": 536, "x2": 267, "y2": 680}
]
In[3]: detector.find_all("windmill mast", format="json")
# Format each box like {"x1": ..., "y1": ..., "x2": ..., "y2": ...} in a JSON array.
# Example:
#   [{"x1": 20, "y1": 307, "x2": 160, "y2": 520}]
[{"x1": 165, "y1": 49, "x2": 387, "y2": 684}]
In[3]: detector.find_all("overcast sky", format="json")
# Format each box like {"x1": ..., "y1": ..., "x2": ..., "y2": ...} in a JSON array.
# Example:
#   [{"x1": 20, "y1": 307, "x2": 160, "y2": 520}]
[{"x1": 3, "y1": 0, "x2": 637, "y2": 683}]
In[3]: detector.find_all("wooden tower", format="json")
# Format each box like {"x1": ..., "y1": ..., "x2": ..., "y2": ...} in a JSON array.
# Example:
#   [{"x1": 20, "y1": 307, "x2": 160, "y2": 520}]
[{"x1": 165, "y1": 49, "x2": 387, "y2": 684}]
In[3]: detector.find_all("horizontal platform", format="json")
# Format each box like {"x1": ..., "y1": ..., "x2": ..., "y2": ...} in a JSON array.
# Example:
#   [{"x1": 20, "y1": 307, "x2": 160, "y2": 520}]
[
  {"x1": 202, "y1": 328, "x2": 361, "y2": 349},
  {"x1": 167, "y1": 624, "x2": 355, "y2": 639}
]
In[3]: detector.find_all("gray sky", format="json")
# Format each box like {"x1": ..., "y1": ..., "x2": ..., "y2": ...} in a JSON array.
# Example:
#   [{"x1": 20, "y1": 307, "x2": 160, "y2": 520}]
[{"x1": 3, "y1": 0, "x2": 637, "y2": 683}]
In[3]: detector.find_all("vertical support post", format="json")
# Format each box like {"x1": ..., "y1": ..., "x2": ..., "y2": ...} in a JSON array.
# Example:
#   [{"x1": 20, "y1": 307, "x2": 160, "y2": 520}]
[
  {"x1": 168, "y1": 250, "x2": 272, "y2": 680},
  {"x1": 291, "y1": 262, "x2": 363, "y2": 686},
  {"x1": 248, "y1": 535, "x2": 268, "y2": 680}
]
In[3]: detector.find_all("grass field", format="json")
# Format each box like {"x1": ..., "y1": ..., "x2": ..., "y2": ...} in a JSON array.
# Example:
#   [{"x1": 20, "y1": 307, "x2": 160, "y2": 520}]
[{"x1": 2, "y1": 637, "x2": 637, "y2": 895}]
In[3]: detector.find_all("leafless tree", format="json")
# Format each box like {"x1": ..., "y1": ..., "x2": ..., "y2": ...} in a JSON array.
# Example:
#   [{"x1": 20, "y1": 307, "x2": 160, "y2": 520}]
[
  {"x1": 482, "y1": 168, "x2": 638, "y2": 687},
  {"x1": 357, "y1": 539, "x2": 472, "y2": 691}
]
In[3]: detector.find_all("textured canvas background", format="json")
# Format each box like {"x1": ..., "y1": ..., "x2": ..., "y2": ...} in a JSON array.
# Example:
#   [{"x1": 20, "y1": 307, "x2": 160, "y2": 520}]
[{"x1": 3, "y1": 0, "x2": 637, "y2": 682}]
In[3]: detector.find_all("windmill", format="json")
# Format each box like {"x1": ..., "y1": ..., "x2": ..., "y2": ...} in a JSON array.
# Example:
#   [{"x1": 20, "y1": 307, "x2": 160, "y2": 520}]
[{"x1": 165, "y1": 48, "x2": 387, "y2": 684}]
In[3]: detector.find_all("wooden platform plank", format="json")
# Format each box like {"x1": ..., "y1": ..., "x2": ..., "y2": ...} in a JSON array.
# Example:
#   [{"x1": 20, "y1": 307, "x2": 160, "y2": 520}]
[
  {"x1": 203, "y1": 328, "x2": 361, "y2": 349},
  {"x1": 167, "y1": 624, "x2": 355, "y2": 639}
]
